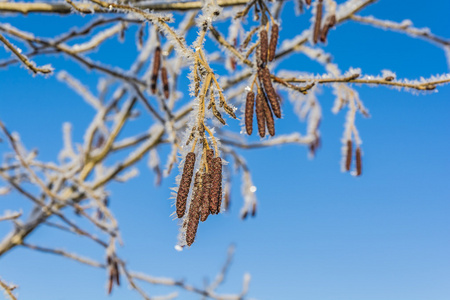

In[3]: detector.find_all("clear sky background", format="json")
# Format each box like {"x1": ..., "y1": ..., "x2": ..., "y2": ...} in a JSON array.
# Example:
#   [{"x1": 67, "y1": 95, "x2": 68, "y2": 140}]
[{"x1": 0, "y1": 0, "x2": 449, "y2": 299}]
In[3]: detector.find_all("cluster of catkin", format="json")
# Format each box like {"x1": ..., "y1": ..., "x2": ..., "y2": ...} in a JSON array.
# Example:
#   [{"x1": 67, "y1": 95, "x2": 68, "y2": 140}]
[
  {"x1": 176, "y1": 149, "x2": 223, "y2": 246},
  {"x1": 345, "y1": 140, "x2": 362, "y2": 176},
  {"x1": 245, "y1": 23, "x2": 281, "y2": 137},
  {"x1": 311, "y1": 0, "x2": 337, "y2": 44},
  {"x1": 150, "y1": 46, "x2": 170, "y2": 99}
]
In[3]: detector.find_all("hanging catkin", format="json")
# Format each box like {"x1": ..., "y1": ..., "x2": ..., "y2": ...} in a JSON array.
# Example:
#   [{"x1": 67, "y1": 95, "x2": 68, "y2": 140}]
[
  {"x1": 151, "y1": 46, "x2": 161, "y2": 94},
  {"x1": 200, "y1": 172, "x2": 211, "y2": 222},
  {"x1": 206, "y1": 149, "x2": 214, "y2": 171},
  {"x1": 262, "y1": 94, "x2": 275, "y2": 136},
  {"x1": 268, "y1": 24, "x2": 279, "y2": 62},
  {"x1": 186, "y1": 172, "x2": 202, "y2": 246},
  {"x1": 320, "y1": 15, "x2": 336, "y2": 43},
  {"x1": 255, "y1": 91, "x2": 267, "y2": 138},
  {"x1": 209, "y1": 157, "x2": 222, "y2": 214},
  {"x1": 176, "y1": 152, "x2": 195, "y2": 218},
  {"x1": 345, "y1": 140, "x2": 352, "y2": 171},
  {"x1": 258, "y1": 67, "x2": 281, "y2": 118},
  {"x1": 313, "y1": 0, "x2": 323, "y2": 44},
  {"x1": 355, "y1": 147, "x2": 362, "y2": 176},
  {"x1": 245, "y1": 91, "x2": 255, "y2": 135},
  {"x1": 260, "y1": 29, "x2": 268, "y2": 64},
  {"x1": 161, "y1": 66, "x2": 170, "y2": 99}
]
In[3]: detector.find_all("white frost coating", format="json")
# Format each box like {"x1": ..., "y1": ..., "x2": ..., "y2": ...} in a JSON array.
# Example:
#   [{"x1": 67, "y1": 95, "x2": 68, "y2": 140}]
[
  {"x1": 69, "y1": 23, "x2": 123, "y2": 53},
  {"x1": 325, "y1": 0, "x2": 337, "y2": 14},
  {"x1": 445, "y1": 46, "x2": 450, "y2": 71},
  {"x1": 381, "y1": 69, "x2": 396, "y2": 79},
  {"x1": 240, "y1": 169, "x2": 257, "y2": 219},
  {"x1": 301, "y1": 45, "x2": 332, "y2": 66},
  {"x1": 0, "y1": 186, "x2": 11, "y2": 196},
  {"x1": 148, "y1": 149, "x2": 160, "y2": 169},
  {"x1": 114, "y1": 167, "x2": 139, "y2": 182},
  {"x1": 132, "y1": 25, "x2": 157, "y2": 74},
  {"x1": 0, "y1": 209, "x2": 21, "y2": 220},
  {"x1": 163, "y1": 143, "x2": 178, "y2": 177},
  {"x1": 224, "y1": 18, "x2": 241, "y2": 72},
  {"x1": 278, "y1": 30, "x2": 309, "y2": 54},
  {"x1": 1, "y1": 23, "x2": 35, "y2": 39},
  {"x1": 10, "y1": 132, "x2": 27, "y2": 160},
  {"x1": 241, "y1": 273, "x2": 252, "y2": 295},
  {"x1": 344, "y1": 67, "x2": 361, "y2": 77},
  {"x1": 57, "y1": 71, "x2": 103, "y2": 110},
  {"x1": 335, "y1": 0, "x2": 372, "y2": 21}
]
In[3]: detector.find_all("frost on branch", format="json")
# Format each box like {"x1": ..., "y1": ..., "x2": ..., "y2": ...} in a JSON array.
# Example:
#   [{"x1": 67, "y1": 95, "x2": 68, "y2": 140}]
[{"x1": 0, "y1": 0, "x2": 449, "y2": 298}]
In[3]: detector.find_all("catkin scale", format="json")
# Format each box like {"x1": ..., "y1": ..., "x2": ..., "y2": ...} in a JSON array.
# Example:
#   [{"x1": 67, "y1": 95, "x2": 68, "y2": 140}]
[
  {"x1": 161, "y1": 66, "x2": 170, "y2": 99},
  {"x1": 209, "y1": 157, "x2": 222, "y2": 215},
  {"x1": 151, "y1": 46, "x2": 161, "y2": 94},
  {"x1": 206, "y1": 149, "x2": 214, "y2": 170},
  {"x1": 262, "y1": 94, "x2": 275, "y2": 136},
  {"x1": 355, "y1": 147, "x2": 362, "y2": 176},
  {"x1": 245, "y1": 91, "x2": 255, "y2": 135},
  {"x1": 258, "y1": 67, "x2": 282, "y2": 118},
  {"x1": 176, "y1": 152, "x2": 195, "y2": 218},
  {"x1": 313, "y1": 0, "x2": 323, "y2": 44},
  {"x1": 200, "y1": 173, "x2": 211, "y2": 222},
  {"x1": 345, "y1": 140, "x2": 352, "y2": 171},
  {"x1": 255, "y1": 92, "x2": 266, "y2": 138},
  {"x1": 186, "y1": 172, "x2": 202, "y2": 246},
  {"x1": 260, "y1": 29, "x2": 268, "y2": 64},
  {"x1": 268, "y1": 24, "x2": 279, "y2": 62}
]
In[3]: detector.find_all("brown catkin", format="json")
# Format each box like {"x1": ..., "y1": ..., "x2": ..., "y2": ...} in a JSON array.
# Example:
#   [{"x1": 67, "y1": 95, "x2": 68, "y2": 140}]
[
  {"x1": 313, "y1": 0, "x2": 323, "y2": 44},
  {"x1": 176, "y1": 152, "x2": 196, "y2": 218},
  {"x1": 251, "y1": 202, "x2": 257, "y2": 217},
  {"x1": 113, "y1": 261, "x2": 120, "y2": 285},
  {"x1": 200, "y1": 173, "x2": 211, "y2": 222},
  {"x1": 258, "y1": 67, "x2": 282, "y2": 118},
  {"x1": 260, "y1": 29, "x2": 268, "y2": 64},
  {"x1": 255, "y1": 91, "x2": 267, "y2": 138},
  {"x1": 355, "y1": 147, "x2": 362, "y2": 176},
  {"x1": 345, "y1": 140, "x2": 352, "y2": 171},
  {"x1": 151, "y1": 46, "x2": 161, "y2": 94},
  {"x1": 262, "y1": 93, "x2": 275, "y2": 136},
  {"x1": 320, "y1": 15, "x2": 336, "y2": 43},
  {"x1": 186, "y1": 172, "x2": 202, "y2": 246},
  {"x1": 268, "y1": 24, "x2": 279, "y2": 62},
  {"x1": 206, "y1": 149, "x2": 214, "y2": 170},
  {"x1": 107, "y1": 272, "x2": 114, "y2": 294},
  {"x1": 305, "y1": 0, "x2": 312, "y2": 5},
  {"x1": 161, "y1": 66, "x2": 170, "y2": 99},
  {"x1": 245, "y1": 91, "x2": 255, "y2": 135},
  {"x1": 209, "y1": 157, "x2": 222, "y2": 215}
]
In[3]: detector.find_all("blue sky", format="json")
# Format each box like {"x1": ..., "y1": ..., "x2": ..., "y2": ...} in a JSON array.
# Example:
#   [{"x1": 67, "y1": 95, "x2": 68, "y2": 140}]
[{"x1": 0, "y1": 0, "x2": 449, "y2": 299}]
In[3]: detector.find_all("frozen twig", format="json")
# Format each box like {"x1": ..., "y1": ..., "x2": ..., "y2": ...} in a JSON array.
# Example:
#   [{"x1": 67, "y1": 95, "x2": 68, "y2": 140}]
[{"x1": 0, "y1": 33, "x2": 52, "y2": 75}]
